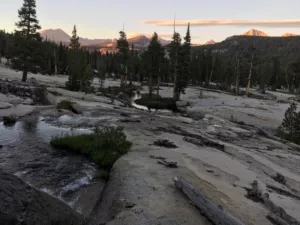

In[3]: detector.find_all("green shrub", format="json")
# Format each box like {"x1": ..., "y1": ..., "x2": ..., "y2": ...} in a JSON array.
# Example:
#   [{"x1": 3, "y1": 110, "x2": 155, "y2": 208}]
[
  {"x1": 277, "y1": 102, "x2": 300, "y2": 144},
  {"x1": 135, "y1": 94, "x2": 177, "y2": 111},
  {"x1": 50, "y1": 127, "x2": 132, "y2": 177},
  {"x1": 56, "y1": 100, "x2": 78, "y2": 114}
]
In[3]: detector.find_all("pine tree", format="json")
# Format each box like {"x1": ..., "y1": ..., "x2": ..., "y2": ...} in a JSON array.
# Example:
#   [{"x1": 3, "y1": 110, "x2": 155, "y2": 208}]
[
  {"x1": 167, "y1": 32, "x2": 182, "y2": 100},
  {"x1": 147, "y1": 32, "x2": 162, "y2": 98},
  {"x1": 117, "y1": 31, "x2": 129, "y2": 86},
  {"x1": 69, "y1": 25, "x2": 80, "y2": 50},
  {"x1": 271, "y1": 56, "x2": 280, "y2": 91},
  {"x1": 176, "y1": 23, "x2": 191, "y2": 100},
  {"x1": 12, "y1": 0, "x2": 42, "y2": 82}
]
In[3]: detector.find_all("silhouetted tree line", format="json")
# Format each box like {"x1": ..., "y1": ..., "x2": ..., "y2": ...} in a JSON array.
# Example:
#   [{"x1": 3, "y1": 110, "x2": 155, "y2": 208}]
[{"x1": 3, "y1": 0, "x2": 300, "y2": 101}]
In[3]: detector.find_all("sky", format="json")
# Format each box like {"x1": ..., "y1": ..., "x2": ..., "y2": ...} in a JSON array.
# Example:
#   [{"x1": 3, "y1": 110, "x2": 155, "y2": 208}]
[{"x1": 1, "y1": 0, "x2": 300, "y2": 44}]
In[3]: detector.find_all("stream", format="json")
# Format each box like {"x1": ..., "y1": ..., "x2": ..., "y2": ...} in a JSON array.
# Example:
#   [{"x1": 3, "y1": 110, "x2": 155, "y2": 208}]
[{"x1": 0, "y1": 115, "x2": 105, "y2": 216}]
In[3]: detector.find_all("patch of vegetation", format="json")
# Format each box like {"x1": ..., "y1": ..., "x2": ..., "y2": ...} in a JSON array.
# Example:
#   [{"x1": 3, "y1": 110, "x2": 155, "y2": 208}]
[
  {"x1": 277, "y1": 102, "x2": 300, "y2": 145},
  {"x1": 32, "y1": 86, "x2": 48, "y2": 104},
  {"x1": 56, "y1": 100, "x2": 78, "y2": 114},
  {"x1": 50, "y1": 127, "x2": 132, "y2": 180},
  {"x1": 3, "y1": 116, "x2": 17, "y2": 126},
  {"x1": 135, "y1": 94, "x2": 177, "y2": 111},
  {"x1": 98, "y1": 86, "x2": 137, "y2": 97}
]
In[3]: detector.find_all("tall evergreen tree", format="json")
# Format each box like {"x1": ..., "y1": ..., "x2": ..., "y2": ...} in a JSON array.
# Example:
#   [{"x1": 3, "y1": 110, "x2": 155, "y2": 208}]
[
  {"x1": 147, "y1": 32, "x2": 162, "y2": 97},
  {"x1": 11, "y1": 0, "x2": 42, "y2": 82},
  {"x1": 176, "y1": 23, "x2": 191, "y2": 100},
  {"x1": 69, "y1": 25, "x2": 80, "y2": 50},
  {"x1": 116, "y1": 31, "x2": 129, "y2": 86},
  {"x1": 167, "y1": 32, "x2": 182, "y2": 100}
]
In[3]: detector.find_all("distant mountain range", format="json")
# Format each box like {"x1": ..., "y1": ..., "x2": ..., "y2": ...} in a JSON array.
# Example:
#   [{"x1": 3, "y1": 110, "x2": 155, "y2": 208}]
[
  {"x1": 241, "y1": 29, "x2": 298, "y2": 37},
  {"x1": 39, "y1": 28, "x2": 216, "y2": 52}
]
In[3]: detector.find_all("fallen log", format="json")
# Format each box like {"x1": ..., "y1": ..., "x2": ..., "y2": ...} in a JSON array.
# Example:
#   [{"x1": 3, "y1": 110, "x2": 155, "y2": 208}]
[
  {"x1": 267, "y1": 214, "x2": 290, "y2": 225},
  {"x1": 157, "y1": 159, "x2": 178, "y2": 168},
  {"x1": 245, "y1": 180, "x2": 300, "y2": 225},
  {"x1": 173, "y1": 176, "x2": 244, "y2": 225}
]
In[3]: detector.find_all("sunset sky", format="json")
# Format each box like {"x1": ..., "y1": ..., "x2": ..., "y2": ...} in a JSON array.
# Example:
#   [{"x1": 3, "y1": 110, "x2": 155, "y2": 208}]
[{"x1": 1, "y1": 0, "x2": 300, "y2": 43}]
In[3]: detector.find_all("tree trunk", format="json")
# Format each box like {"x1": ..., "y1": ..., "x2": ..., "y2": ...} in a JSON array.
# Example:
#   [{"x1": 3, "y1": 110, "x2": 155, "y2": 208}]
[
  {"x1": 173, "y1": 52, "x2": 178, "y2": 100},
  {"x1": 149, "y1": 73, "x2": 153, "y2": 98},
  {"x1": 173, "y1": 177, "x2": 244, "y2": 225},
  {"x1": 246, "y1": 54, "x2": 254, "y2": 97},
  {"x1": 209, "y1": 56, "x2": 215, "y2": 84},
  {"x1": 157, "y1": 76, "x2": 161, "y2": 96},
  {"x1": 22, "y1": 67, "x2": 28, "y2": 82},
  {"x1": 235, "y1": 59, "x2": 240, "y2": 96}
]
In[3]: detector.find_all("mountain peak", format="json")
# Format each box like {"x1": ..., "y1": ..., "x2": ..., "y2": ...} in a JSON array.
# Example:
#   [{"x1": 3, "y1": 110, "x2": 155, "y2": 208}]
[
  {"x1": 242, "y1": 29, "x2": 269, "y2": 37},
  {"x1": 282, "y1": 33, "x2": 298, "y2": 37},
  {"x1": 40, "y1": 28, "x2": 70, "y2": 43},
  {"x1": 205, "y1": 39, "x2": 216, "y2": 45}
]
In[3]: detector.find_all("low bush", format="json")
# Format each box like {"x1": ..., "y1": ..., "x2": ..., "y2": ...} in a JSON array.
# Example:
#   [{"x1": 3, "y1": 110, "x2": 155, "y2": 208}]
[
  {"x1": 50, "y1": 127, "x2": 132, "y2": 179},
  {"x1": 277, "y1": 102, "x2": 300, "y2": 145},
  {"x1": 135, "y1": 94, "x2": 177, "y2": 111},
  {"x1": 56, "y1": 100, "x2": 78, "y2": 114}
]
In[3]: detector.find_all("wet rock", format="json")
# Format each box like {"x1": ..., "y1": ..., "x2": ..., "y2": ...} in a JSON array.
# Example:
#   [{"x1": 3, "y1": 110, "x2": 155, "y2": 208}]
[
  {"x1": 0, "y1": 170, "x2": 84, "y2": 225},
  {"x1": 22, "y1": 98, "x2": 34, "y2": 105}
]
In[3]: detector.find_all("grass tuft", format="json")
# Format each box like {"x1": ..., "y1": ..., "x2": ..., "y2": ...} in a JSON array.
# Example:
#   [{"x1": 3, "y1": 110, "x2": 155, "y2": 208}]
[
  {"x1": 56, "y1": 100, "x2": 78, "y2": 114},
  {"x1": 50, "y1": 127, "x2": 132, "y2": 179}
]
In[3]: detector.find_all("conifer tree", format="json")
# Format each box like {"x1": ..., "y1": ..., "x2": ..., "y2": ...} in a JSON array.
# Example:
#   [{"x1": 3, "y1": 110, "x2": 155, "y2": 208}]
[
  {"x1": 167, "y1": 32, "x2": 182, "y2": 100},
  {"x1": 147, "y1": 32, "x2": 162, "y2": 97},
  {"x1": 12, "y1": 0, "x2": 42, "y2": 82},
  {"x1": 69, "y1": 25, "x2": 80, "y2": 50},
  {"x1": 176, "y1": 23, "x2": 191, "y2": 99},
  {"x1": 117, "y1": 31, "x2": 129, "y2": 86}
]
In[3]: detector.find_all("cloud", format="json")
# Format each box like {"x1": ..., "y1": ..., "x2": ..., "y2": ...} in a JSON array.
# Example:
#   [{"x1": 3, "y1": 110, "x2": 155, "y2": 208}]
[{"x1": 141, "y1": 19, "x2": 300, "y2": 27}]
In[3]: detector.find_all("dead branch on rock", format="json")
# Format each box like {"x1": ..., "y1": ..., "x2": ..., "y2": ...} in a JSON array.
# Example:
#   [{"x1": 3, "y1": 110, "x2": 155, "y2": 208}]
[
  {"x1": 266, "y1": 185, "x2": 300, "y2": 201},
  {"x1": 173, "y1": 176, "x2": 244, "y2": 225},
  {"x1": 120, "y1": 119, "x2": 141, "y2": 123},
  {"x1": 154, "y1": 139, "x2": 178, "y2": 148},
  {"x1": 150, "y1": 155, "x2": 166, "y2": 160},
  {"x1": 267, "y1": 213, "x2": 290, "y2": 225},
  {"x1": 157, "y1": 159, "x2": 178, "y2": 168},
  {"x1": 273, "y1": 173, "x2": 286, "y2": 185},
  {"x1": 155, "y1": 126, "x2": 225, "y2": 151},
  {"x1": 245, "y1": 180, "x2": 300, "y2": 225},
  {"x1": 183, "y1": 137, "x2": 225, "y2": 151}
]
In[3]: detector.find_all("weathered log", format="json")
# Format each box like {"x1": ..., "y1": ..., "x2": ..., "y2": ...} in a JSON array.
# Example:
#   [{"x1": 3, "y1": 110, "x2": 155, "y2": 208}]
[
  {"x1": 267, "y1": 213, "x2": 290, "y2": 225},
  {"x1": 157, "y1": 160, "x2": 178, "y2": 168},
  {"x1": 246, "y1": 180, "x2": 300, "y2": 225},
  {"x1": 173, "y1": 176, "x2": 244, "y2": 225}
]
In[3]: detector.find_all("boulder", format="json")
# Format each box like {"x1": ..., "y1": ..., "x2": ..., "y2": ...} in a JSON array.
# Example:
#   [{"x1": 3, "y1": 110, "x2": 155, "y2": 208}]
[
  {"x1": 22, "y1": 98, "x2": 34, "y2": 105},
  {"x1": 276, "y1": 95, "x2": 289, "y2": 103},
  {"x1": 0, "y1": 170, "x2": 84, "y2": 225},
  {"x1": 9, "y1": 97, "x2": 24, "y2": 105},
  {"x1": 187, "y1": 109, "x2": 206, "y2": 120},
  {"x1": 26, "y1": 77, "x2": 39, "y2": 85},
  {"x1": 176, "y1": 100, "x2": 189, "y2": 108}
]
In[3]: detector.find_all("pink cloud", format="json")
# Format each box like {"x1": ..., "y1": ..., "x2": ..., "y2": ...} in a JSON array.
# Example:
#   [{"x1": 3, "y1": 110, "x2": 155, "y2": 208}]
[{"x1": 141, "y1": 19, "x2": 300, "y2": 27}]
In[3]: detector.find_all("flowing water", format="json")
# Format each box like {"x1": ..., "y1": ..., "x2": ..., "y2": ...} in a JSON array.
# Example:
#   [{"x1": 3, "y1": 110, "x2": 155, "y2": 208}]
[{"x1": 0, "y1": 115, "x2": 104, "y2": 215}]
